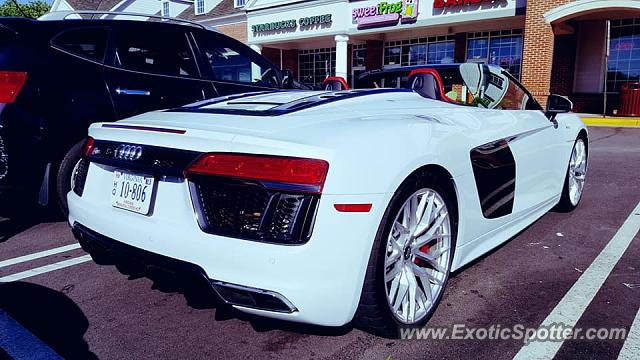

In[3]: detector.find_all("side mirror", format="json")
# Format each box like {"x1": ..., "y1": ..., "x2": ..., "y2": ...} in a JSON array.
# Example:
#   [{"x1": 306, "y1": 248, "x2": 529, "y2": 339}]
[{"x1": 546, "y1": 94, "x2": 573, "y2": 119}]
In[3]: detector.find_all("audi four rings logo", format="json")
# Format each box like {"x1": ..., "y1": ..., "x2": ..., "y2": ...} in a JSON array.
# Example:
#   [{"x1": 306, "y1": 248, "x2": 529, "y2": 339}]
[{"x1": 115, "y1": 145, "x2": 143, "y2": 161}]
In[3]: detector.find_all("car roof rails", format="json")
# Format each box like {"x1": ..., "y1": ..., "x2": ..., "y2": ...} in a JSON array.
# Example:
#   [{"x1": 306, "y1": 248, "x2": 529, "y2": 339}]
[{"x1": 39, "y1": 11, "x2": 214, "y2": 31}]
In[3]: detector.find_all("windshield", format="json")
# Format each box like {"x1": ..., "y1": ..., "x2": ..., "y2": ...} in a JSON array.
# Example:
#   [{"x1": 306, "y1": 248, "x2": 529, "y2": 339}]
[
  {"x1": 458, "y1": 63, "x2": 538, "y2": 110},
  {"x1": 353, "y1": 64, "x2": 541, "y2": 110}
]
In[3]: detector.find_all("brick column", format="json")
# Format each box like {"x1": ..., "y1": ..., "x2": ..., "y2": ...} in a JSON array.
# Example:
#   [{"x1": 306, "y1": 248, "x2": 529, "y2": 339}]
[
  {"x1": 261, "y1": 47, "x2": 281, "y2": 68},
  {"x1": 521, "y1": 0, "x2": 572, "y2": 107},
  {"x1": 454, "y1": 32, "x2": 467, "y2": 63},
  {"x1": 365, "y1": 40, "x2": 384, "y2": 71},
  {"x1": 549, "y1": 34, "x2": 577, "y2": 96},
  {"x1": 217, "y1": 23, "x2": 249, "y2": 43},
  {"x1": 281, "y1": 49, "x2": 299, "y2": 79}
]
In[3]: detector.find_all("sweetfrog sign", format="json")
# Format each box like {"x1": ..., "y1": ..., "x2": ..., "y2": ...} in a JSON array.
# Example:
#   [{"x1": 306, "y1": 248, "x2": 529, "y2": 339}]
[
  {"x1": 352, "y1": 0, "x2": 512, "y2": 29},
  {"x1": 352, "y1": 0, "x2": 420, "y2": 28}
]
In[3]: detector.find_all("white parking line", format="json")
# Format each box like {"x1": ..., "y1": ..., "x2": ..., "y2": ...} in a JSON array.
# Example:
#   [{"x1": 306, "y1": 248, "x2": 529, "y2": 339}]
[
  {"x1": 0, "y1": 244, "x2": 81, "y2": 269},
  {"x1": 0, "y1": 255, "x2": 92, "y2": 283},
  {"x1": 514, "y1": 201, "x2": 640, "y2": 360},
  {"x1": 618, "y1": 308, "x2": 640, "y2": 360}
]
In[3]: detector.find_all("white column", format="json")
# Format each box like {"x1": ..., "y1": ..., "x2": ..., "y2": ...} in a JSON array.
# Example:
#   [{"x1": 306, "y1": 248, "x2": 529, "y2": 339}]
[
  {"x1": 249, "y1": 44, "x2": 262, "y2": 54},
  {"x1": 334, "y1": 34, "x2": 349, "y2": 79},
  {"x1": 249, "y1": 44, "x2": 263, "y2": 81}
]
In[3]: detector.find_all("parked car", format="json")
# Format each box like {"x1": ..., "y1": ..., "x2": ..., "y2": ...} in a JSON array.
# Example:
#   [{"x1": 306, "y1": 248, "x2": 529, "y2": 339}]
[
  {"x1": 0, "y1": 15, "x2": 285, "y2": 215},
  {"x1": 68, "y1": 63, "x2": 587, "y2": 337}
]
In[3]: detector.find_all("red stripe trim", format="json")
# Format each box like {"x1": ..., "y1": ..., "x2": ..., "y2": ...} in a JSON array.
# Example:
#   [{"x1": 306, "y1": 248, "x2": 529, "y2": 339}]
[
  {"x1": 102, "y1": 124, "x2": 186, "y2": 134},
  {"x1": 334, "y1": 204, "x2": 373, "y2": 213}
]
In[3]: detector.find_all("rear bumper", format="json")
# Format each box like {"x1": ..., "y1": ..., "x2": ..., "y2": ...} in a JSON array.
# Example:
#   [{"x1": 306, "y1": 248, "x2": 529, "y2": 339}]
[
  {"x1": 0, "y1": 184, "x2": 34, "y2": 216},
  {"x1": 0, "y1": 170, "x2": 48, "y2": 212},
  {"x1": 0, "y1": 105, "x2": 51, "y2": 206},
  {"x1": 68, "y1": 162, "x2": 390, "y2": 326},
  {"x1": 72, "y1": 223, "x2": 297, "y2": 314}
]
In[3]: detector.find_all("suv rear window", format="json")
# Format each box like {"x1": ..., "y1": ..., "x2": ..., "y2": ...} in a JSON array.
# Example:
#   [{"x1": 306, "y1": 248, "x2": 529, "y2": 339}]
[{"x1": 51, "y1": 28, "x2": 108, "y2": 62}]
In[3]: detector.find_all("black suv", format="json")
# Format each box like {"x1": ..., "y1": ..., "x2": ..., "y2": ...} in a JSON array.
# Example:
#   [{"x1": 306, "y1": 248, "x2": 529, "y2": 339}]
[{"x1": 0, "y1": 17, "x2": 284, "y2": 215}]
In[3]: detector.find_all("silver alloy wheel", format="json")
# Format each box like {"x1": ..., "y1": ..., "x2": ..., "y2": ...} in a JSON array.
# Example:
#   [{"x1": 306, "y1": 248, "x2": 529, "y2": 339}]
[
  {"x1": 568, "y1": 139, "x2": 587, "y2": 206},
  {"x1": 384, "y1": 188, "x2": 452, "y2": 324}
]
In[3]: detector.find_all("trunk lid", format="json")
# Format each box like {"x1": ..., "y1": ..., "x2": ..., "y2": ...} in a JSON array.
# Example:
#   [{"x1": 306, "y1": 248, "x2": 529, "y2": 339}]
[{"x1": 108, "y1": 89, "x2": 456, "y2": 138}]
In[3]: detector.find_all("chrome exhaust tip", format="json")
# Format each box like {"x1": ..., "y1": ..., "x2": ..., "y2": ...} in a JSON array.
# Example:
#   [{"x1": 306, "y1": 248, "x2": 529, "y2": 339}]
[{"x1": 211, "y1": 281, "x2": 297, "y2": 313}]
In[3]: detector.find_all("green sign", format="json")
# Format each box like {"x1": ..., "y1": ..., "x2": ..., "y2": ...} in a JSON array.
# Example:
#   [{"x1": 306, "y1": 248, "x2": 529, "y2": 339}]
[
  {"x1": 299, "y1": 14, "x2": 332, "y2": 27},
  {"x1": 252, "y1": 14, "x2": 332, "y2": 33},
  {"x1": 251, "y1": 20, "x2": 297, "y2": 33}
]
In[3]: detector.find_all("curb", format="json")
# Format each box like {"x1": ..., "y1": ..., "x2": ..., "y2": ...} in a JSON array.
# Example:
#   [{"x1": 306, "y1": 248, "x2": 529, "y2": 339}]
[
  {"x1": 581, "y1": 117, "x2": 640, "y2": 128},
  {"x1": 0, "y1": 309, "x2": 63, "y2": 360}
]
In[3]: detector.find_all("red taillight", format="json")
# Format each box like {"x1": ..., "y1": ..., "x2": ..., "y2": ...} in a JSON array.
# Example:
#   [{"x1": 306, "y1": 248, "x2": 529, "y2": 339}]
[
  {"x1": 0, "y1": 71, "x2": 27, "y2": 103},
  {"x1": 81, "y1": 137, "x2": 95, "y2": 158},
  {"x1": 186, "y1": 153, "x2": 329, "y2": 193}
]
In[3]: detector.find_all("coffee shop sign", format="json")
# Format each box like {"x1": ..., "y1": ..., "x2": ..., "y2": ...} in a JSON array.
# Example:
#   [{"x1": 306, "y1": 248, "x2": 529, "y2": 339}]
[
  {"x1": 352, "y1": 0, "x2": 419, "y2": 28},
  {"x1": 251, "y1": 14, "x2": 333, "y2": 33}
]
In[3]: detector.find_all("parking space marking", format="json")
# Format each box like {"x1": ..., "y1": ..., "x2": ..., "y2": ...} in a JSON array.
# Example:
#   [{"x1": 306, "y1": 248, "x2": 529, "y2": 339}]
[
  {"x1": 0, "y1": 244, "x2": 81, "y2": 269},
  {"x1": 0, "y1": 255, "x2": 91, "y2": 283},
  {"x1": 0, "y1": 309, "x2": 63, "y2": 360},
  {"x1": 618, "y1": 308, "x2": 640, "y2": 360},
  {"x1": 513, "y1": 201, "x2": 640, "y2": 360}
]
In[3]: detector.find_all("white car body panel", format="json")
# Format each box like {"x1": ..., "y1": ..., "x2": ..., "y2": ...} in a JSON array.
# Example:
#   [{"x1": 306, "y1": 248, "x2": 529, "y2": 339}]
[{"x1": 68, "y1": 88, "x2": 587, "y2": 327}]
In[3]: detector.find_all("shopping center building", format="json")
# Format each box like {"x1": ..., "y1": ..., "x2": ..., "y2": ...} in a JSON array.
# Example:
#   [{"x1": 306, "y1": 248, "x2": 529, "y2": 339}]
[
  {"x1": 49, "y1": 0, "x2": 640, "y2": 114},
  {"x1": 247, "y1": 0, "x2": 526, "y2": 86},
  {"x1": 246, "y1": 0, "x2": 640, "y2": 113}
]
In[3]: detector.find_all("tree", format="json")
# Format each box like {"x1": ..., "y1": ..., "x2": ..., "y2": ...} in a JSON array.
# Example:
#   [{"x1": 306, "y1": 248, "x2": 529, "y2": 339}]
[{"x1": 0, "y1": 0, "x2": 51, "y2": 19}]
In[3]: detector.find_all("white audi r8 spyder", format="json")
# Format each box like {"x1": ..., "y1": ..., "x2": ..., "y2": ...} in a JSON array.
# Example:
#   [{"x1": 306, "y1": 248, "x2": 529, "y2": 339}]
[{"x1": 68, "y1": 64, "x2": 588, "y2": 337}]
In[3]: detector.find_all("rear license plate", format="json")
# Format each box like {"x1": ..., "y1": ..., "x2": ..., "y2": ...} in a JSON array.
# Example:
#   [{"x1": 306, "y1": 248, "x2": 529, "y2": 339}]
[{"x1": 111, "y1": 170, "x2": 155, "y2": 215}]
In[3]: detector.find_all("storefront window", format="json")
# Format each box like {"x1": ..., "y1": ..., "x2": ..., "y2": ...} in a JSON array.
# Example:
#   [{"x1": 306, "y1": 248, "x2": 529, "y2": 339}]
[
  {"x1": 384, "y1": 45, "x2": 402, "y2": 66},
  {"x1": 466, "y1": 29, "x2": 523, "y2": 80},
  {"x1": 408, "y1": 44, "x2": 427, "y2": 65},
  {"x1": 428, "y1": 41, "x2": 454, "y2": 64},
  {"x1": 299, "y1": 47, "x2": 336, "y2": 88},
  {"x1": 384, "y1": 36, "x2": 454, "y2": 67},
  {"x1": 352, "y1": 43, "x2": 367, "y2": 68},
  {"x1": 607, "y1": 19, "x2": 640, "y2": 92}
]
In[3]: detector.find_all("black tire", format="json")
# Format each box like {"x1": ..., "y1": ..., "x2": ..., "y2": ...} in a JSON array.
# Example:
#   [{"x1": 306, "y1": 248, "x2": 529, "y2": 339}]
[
  {"x1": 56, "y1": 140, "x2": 84, "y2": 217},
  {"x1": 354, "y1": 172, "x2": 457, "y2": 338},
  {"x1": 554, "y1": 135, "x2": 588, "y2": 213}
]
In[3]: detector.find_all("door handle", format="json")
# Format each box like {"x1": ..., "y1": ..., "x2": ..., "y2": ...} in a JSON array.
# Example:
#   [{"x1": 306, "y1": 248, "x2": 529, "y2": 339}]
[{"x1": 115, "y1": 88, "x2": 151, "y2": 96}]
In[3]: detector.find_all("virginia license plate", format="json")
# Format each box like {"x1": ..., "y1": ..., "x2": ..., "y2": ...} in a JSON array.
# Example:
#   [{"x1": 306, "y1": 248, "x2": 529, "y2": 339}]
[{"x1": 111, "y1": 170, "x2": 155, "y2": 215}]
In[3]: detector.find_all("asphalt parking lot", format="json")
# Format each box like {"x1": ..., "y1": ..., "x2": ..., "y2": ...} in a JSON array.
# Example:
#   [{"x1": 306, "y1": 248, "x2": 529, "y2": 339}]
[{"x1": 0, "y1": 126, "x2": 638, "y2": 360}]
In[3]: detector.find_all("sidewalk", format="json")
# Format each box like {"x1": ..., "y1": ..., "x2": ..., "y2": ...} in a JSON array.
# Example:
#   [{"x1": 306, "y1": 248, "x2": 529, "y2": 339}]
[{"x1": 577, "y1": 114, "x2": 640, "y2": 128}]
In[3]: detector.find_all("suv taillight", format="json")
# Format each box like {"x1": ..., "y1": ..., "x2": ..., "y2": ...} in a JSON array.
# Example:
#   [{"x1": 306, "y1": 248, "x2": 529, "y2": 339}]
[
  {"x1": 0, "y1": 71, "x2": 27, "y2": 103},
  {"x1": 81, "y1": 137, "x2": 95, "y2": 158}
]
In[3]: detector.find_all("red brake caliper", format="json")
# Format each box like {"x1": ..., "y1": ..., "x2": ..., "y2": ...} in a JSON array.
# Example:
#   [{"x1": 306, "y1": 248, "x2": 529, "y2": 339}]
[{"x1": 414, "y1": 244, "x2": 430, "y2": 265}]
